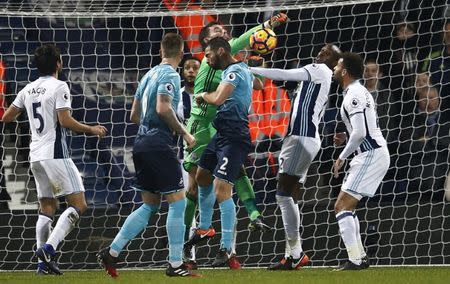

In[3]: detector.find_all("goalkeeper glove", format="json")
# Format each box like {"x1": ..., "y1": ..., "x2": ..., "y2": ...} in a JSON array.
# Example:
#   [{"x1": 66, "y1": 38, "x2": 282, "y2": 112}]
[{"x1": 264, "y1": 12, "x2": 289, "y2": 29}]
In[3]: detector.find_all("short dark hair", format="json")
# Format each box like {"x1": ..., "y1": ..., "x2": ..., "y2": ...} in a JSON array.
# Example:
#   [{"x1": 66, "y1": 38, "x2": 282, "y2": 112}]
[
  {"x1": 181, "y1": 56, "x2": 201, "y2": 69},
  {"x1": 207, "y1": 37, "x2": 231, "y2": 54},
  {"x1": 199, "y1": 21, "x2": 221, "y2": 50},
  {"x1": 34, "y1": 44, "x2": 61, "y2": 76},
  {"x1": 341, "y1": 52, "x2": 364, "y2": 79},
  {"x1": 161, "y1": 33, "x2": 184, "y2": 58}
]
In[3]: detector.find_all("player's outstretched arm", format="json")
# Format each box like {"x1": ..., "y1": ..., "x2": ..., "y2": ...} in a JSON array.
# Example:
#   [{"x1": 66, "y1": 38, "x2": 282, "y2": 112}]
[
  {"x1": 231, "y1": 13, "x2": 289, "y2": 55},
  {"x1": 57, "y1": 110, "x2": 107, "y2": 137},
  {"x1": 156, "y1": 94, "x2": 196, "y2": 149},
  {"x1": 249, "y1": 67, "x2": 310, "y2": 82},
  {"x1": 1, "y1": 105, "x2": 22, "y2": 123},
  {"x1": 197, "y1": 82, "x2": 235, "y2": 106}
]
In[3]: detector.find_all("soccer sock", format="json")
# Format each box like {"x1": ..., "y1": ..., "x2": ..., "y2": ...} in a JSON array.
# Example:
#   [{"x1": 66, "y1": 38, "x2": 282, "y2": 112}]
[
  {"x1": 184, "y1": 193, "x2": 197, "y2": 241},
  {"x1": 353, "y1": 212, "x2": 367, "y2": 258},
  {"x1": 284, "y1": 238, "x2": 291, "y2": 258},
  {"x1": 167, "y1": 198, "x2": 186, "y2": 268},
  {"x1": 336, "y1": 210, "x2": 361, "y2": 265},
  {"x1": 36, "y1": 213, "x2": 52, "y2": 263},
  {"x1": 109, "y1": 203, "x2": 159, "y2": 257},
  {"x1": 198, "y1": 183, "x2": 215, "y2": 229},
  {"x1": 276, "y1": 194, "x2": 303, "y2": 259},
  {"x1": 219, "y1": 198, "x2": 236, "y2": 252},
  {"x1": 46, "y1": 206, "x2": 79, "y2": 250},
  {"x1": 235, "y1": 175, "x2": 260, "y2": 221}
]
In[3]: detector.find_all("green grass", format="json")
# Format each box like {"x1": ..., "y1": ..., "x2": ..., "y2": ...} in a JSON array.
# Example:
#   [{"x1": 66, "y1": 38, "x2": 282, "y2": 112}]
[{"x1": 0, "y1": 267, "x2": 449, "y2": 284}]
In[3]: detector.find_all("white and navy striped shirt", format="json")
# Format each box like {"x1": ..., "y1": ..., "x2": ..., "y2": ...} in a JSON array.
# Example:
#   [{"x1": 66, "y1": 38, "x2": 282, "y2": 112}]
[
  {"x1": 340, "y1": 80, "x2": 386, "y2": 158},
  {"x1": 12, "y1": 76, "x2": 71, "y2": 162},
  {"x1": 287, "y1": 63, "x2": 332, "y2": 138}
]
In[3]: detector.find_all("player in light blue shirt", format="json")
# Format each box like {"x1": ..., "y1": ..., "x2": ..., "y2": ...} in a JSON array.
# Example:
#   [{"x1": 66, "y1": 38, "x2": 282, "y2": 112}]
[
  {"x1": 97, "y1": 33, "x2": 198, "y2": 278},
  {"x1": 194, "y1": 37, "x2": 263, "y2": 266}
]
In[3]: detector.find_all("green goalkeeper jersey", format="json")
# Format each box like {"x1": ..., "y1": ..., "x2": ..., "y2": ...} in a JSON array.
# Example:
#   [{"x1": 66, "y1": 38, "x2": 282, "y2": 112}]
[{"x1": 190, "y1": 24, "x2": 262, "y2": 121}]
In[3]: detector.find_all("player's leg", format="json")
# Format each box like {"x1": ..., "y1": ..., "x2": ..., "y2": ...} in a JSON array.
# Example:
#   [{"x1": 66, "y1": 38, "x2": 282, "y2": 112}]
[
  {"x1": 159, "y1": 150, "x2": 198, "y2": 277},
  {"x1": 98, "y1": 191, "x2": 160, "y2": 277},
  {"x1": 183, "y1": 119, "x2": 215, "y2": 245},
  {"x1": 35, "y1": 159, "x2": 87, "y2": 275},
  {"x1": 184, "y1": 135, "x2": 219, "y2": 248},
  {"x1": 270, "y1": 136, "x2": 314, "y2": 270},
  {"x1": 30, "y1": 161, "x2": 57, "y2": 275},
  {"x1": 235, "y1": 167, "x2": 270, "y2": 232},
  {"x1": 164, "y1": 190, "x2": 199, "y2": 277},
  {"x1": 210, "y1": 141, "x2": 249, "y2": 268},
  {"x1": 97, "y1": 149, "x2": 164, "y2": 277},
  {"x1": 334, "y1": 191, "x2": 361, "y2": 270},
  {"x1": 353, "y1": 211, "x2": 369, "y2": 268},
  {"x1": 336, "y1": 147, "x2": 390, "y2": 271},
  {"x1": 182, "y1": 165, "x2": 199, "y2": 266},
  {"x1": 184, "y1": 166, "x2": 198, "y2": 241},
  {"x1": 211, "y1": 177, "x2": 237, "y2": 267}
]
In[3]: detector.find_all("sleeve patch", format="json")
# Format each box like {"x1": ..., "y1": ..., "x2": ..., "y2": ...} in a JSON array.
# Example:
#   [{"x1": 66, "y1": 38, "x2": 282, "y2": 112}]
[
  {"x1": 226, "y1": 72, "x2": 236, "y2": 81},
  {"x1": 351, "y1": 98, "x2": 360, "y2": 108},
  {"x1": 63, "y1": 93, "x2": 69, "y2": 101},
  {"x1": 165, "y1": 83, "x2": 174, "y2": 93}
]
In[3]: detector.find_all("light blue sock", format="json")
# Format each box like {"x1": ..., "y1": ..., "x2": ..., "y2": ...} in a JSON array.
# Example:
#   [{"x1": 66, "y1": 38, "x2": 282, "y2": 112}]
[
  {"x1": 219, "y1": 198, "x2": 236, "y2": 251},
  {"x1": 198, "y1": 183, "x2": 215, "y2": 229},
  {"x1": 110, "y1": 203, "x2": 159, "y2": 255},
  {"x1": 167, "y1": 198, "x2": 187, "y2": 266}
]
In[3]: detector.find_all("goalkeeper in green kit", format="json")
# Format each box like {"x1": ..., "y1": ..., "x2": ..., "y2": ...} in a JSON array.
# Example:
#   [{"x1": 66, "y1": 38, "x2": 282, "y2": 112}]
[{"x1": 182, "y1": 13, "x2": 289, "y2": 268}]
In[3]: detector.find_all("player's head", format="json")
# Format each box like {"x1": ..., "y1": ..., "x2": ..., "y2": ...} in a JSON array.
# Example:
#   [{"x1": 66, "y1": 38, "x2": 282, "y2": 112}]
[
  {"x1": 333, "y1": 52, "x2": 364, "y2": 86},
  {"x1": 205, "y1": 37, "x2": 232, "y2": 70},
  {"x1": 181, "y1": 57, "x2": 201, "y2": 87},
  {"x1": 364, "y1": 59, "x2": 382, "y2": 81},
  {"x1": 199, "y1": 21, "x2": 231, "y2": 51},
  {"x1": 316, "y1": 44, "x2": 341, "y2": 70},
  {"x1": 34, "y1": 44, "x2": 62, "y2": 76},
  {"x1": 160, "y1": 33, "x2": 184, "y2": 61}
]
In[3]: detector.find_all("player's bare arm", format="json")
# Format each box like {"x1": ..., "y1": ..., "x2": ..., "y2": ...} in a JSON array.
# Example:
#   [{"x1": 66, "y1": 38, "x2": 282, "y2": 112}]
[
  {"x1": 1, "y1": 105, "x2": 22, "y2": 123},
  {"x1": 130, "y1": 99, "x2": 141, "y2": 124},
  {"x1": 253, "y1": 77, "x2": 264, "y2": 90},
  {"x1": 197, "y1": 82, "x2": 235, "y2": 106},
  {"x1": 156, "y1": 94, "x2": 196, "y2": 148},
  {"x1": 57, "y1": 110, "x2": 107, "y2": 137}
]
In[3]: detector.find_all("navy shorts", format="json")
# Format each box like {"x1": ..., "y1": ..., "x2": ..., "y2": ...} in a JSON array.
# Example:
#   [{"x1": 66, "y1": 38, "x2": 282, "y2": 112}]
[
  {"x1": 199, "y1": 134, "x2": 250, "y2": 184},
  {"x1": 132, "y1": 148, "x2": 184, "y2": 194}
]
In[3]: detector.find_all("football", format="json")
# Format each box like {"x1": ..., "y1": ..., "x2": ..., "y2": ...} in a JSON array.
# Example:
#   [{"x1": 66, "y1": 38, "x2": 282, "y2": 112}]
[{"x1": 249, "y1": 28, "x2": 277, "y2": 55}]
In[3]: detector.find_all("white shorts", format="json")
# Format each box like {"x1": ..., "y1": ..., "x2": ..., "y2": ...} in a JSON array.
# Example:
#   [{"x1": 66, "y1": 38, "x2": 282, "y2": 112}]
[
  {"x1": 31, "y1": 159, "x2": 85, "y2": 199},
  {"x1": 341, "y1": 146, "x2": 390, "y2": 200},
  {"x1": 278, "y1": 135, "x2": 321, "y2": 183}
]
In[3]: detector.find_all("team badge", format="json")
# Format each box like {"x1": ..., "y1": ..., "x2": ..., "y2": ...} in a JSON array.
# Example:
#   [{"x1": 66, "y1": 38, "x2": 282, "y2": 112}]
[
  {"x1": 165, "y1": 83, "x2": 174, "y2": 93},
  {"x1": 227, "y1": 72, "x2": 236, "y2": 81}
]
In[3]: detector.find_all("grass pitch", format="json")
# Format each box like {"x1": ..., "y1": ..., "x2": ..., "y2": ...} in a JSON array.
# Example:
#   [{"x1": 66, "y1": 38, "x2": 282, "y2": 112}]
[{"x1": 0, "y1": 267, "x2": 449, "y2": 284}]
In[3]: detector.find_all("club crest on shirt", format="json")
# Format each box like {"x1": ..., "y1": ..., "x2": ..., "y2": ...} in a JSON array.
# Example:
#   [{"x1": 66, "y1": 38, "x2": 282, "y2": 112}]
[
  {"x1": 351, "y1": 98, "x2": 360, "y2": 108},
  {"x1": 165, "y1": 83, "x2": 174, "y2": 93},
  {"x1": 227, "y1": 72, "x2": 236, "y2": 81}
]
